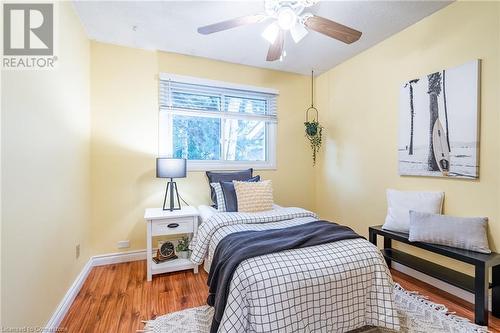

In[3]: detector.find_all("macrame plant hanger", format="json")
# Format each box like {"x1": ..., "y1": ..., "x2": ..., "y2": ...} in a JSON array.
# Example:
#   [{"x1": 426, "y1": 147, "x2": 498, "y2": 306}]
[
  {"x1": 304, "y1": 70, "x2": 323, "y2": 166},
  {"x1": 306, "y1": 70, "x2": 318, "y2": 124}
]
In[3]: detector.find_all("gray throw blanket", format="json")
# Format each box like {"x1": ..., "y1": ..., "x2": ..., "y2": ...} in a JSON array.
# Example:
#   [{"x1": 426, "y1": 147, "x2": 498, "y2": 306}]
[{"x1": 207, "y1": 220, "x2": 363, "y2": 333}]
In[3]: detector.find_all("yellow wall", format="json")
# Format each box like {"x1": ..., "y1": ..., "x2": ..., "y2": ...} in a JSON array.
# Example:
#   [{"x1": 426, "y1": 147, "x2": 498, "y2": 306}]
[
  {"x1": 1, "y1": 2, "x2": 91, "y2": 328},
  {"x1": 3, "y1": 0, "x2": 499, "y2": 327},
  {"x1": 90, "y1": 42, "x2": 315, "y2": 254},
  {"x1": 315, "y1": 1, "x2": 500, "y2": 275}
]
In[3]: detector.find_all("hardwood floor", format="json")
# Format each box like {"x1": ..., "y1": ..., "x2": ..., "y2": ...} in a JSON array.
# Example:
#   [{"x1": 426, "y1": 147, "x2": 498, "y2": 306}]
[
  {"x1": 59, "y1": 260, "x2": 208, "y2": 333},
  {"x1": 60, "y1": 261, "x2": 500, "y2": 332}
]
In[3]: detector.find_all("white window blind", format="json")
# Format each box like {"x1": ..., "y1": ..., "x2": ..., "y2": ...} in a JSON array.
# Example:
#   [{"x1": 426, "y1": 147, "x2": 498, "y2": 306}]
[{"x1": 158, "y1": 74, "x2": 278, "y2": 170}]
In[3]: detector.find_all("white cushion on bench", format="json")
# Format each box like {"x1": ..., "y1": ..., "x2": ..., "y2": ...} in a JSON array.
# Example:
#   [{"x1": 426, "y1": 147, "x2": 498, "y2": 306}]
[{"x1": 382, "y1": 189, "x2": 444, "y2": 233}]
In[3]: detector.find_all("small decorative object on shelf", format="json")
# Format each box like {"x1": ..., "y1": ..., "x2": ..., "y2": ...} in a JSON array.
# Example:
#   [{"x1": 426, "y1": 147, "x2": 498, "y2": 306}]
[
  {"x1": 176, "y1": 236, "x2": 191, "y2": 259},
  {"x1": 304, "y1": 70, "x2": 323, "y2": 166},
  {"x1": 153, "y1": 241, "x2": 177, "y2": 264}
]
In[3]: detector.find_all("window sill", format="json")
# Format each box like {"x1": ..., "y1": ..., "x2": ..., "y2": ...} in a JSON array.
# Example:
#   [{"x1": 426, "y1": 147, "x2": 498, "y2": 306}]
[{"x1": 186, "y1": 161, "x2": 277, "y2": 172}]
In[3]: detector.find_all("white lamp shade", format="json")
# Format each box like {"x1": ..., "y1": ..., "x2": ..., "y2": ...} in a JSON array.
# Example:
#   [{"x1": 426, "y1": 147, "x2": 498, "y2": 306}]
[{"x1": 156, "y1": 158, "x2": 187, "y2": 179}]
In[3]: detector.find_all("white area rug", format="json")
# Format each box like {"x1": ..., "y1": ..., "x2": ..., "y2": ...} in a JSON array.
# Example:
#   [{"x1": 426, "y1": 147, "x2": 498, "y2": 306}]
[{"x1": 140, "y1": 284, "x2": 488, "y2": 333}]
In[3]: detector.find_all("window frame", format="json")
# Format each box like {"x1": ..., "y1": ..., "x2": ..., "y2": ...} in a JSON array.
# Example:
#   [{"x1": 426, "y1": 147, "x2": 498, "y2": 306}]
[{"x1": 159, "y1": 73, "x2": 278, "y2": 171}]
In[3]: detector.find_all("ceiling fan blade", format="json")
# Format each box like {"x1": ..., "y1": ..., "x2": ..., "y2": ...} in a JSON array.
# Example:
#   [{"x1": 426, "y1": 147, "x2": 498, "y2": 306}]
[
  {"x1": 304, "y1": 15, "x2": 362, "y2": 44},
  {"x1": 266, "y1": 29, "x2": 285, "y2": 61},
  {"x1": 198, "y1": 14, "x2": 266, "y2": 35}
]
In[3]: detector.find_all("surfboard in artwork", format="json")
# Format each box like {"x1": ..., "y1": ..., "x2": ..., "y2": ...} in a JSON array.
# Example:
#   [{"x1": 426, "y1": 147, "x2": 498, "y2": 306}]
[
  {"x1": 432, "y1": 119, "x2": 450, "y2": 176},
  {"x1": 398, "y1": 60, "x2": 479, "y2": 179}
]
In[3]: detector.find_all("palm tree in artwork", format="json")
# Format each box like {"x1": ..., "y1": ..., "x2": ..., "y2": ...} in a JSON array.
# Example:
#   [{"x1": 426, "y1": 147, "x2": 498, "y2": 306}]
[
  {"x1": 404, "y1": 79, "x2": 419, "y2": 155},
  {"x1": 427, "y1": 72, "x2": 442, "y2": 171},
  {"x1": 442, "y1": 70, "x2": 451, "y2": 152}
]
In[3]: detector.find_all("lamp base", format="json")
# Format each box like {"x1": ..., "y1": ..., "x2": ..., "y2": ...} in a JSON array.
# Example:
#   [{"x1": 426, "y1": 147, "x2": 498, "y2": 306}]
[{"x1": 163, "y1": 179, "x2": 181, "y2": 211}]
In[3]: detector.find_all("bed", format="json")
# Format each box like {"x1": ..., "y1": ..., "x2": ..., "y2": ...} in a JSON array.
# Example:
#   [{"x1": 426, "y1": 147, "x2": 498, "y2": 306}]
[{"x1": 190, "y1": 205, "x2": 399, "y2": 333}]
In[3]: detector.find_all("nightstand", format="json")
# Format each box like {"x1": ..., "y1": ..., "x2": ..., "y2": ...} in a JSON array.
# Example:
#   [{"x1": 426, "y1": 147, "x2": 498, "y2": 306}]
[{"x1": 144, "y1": 206, "x2": 199, "y2": 281}]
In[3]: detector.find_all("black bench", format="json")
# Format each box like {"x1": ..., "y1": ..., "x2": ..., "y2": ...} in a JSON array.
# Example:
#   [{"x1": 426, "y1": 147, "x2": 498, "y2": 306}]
[{"x1": 369, "y1": 225, "x2": 500, "y2": 326}]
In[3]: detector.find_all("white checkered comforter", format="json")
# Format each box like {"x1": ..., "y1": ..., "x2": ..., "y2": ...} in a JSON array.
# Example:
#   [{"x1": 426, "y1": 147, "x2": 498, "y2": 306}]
[{"x1": 189, "y1": 207, "x2": 399, "y2": 333}]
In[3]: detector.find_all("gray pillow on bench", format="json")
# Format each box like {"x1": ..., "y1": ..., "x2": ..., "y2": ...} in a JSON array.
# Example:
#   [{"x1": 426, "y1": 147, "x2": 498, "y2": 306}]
[{"x1": 408, "y1": 211, "x2": 491, "y2": 254}]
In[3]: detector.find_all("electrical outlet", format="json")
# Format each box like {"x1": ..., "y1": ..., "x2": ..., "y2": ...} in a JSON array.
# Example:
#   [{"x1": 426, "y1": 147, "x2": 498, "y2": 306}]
[
  {"x1": 117, "y1": 240, "x2": 130, "y2": 249},
  {"x1": 76, "y1": 244, "x2": 80, "y2": 259}
]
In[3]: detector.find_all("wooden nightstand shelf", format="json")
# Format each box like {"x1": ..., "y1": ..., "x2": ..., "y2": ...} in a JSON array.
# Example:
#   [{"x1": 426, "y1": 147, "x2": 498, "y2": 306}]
[{"x1": 144, "y1": 206, "x2": 199, "y2": 281}]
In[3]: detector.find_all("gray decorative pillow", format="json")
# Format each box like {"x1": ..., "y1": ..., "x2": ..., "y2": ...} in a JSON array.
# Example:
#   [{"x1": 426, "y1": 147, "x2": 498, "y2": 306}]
[
  {"x1": 408, "y1": 211, "x2": 491, "y2": 254},
  {"x1": 206, "y1": 169, "x2": 253, "y2": 208},
  {"x1": 211, "y1": 176, "x2": 260, "y2": 212}
]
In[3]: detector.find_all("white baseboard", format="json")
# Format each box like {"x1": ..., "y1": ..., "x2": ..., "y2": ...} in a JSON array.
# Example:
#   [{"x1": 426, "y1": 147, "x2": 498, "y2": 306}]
[
  {"x1": 92, "y1": 249, "x2": 147, "y2": 266},
  {"x1": 45, "y1": 259, "x2": 94, "y2": 330},
  {"x1": 44, "y1": 249, "x2": 149, "y2": 330},
  {"x1": 392, "y1": 262, "x2": 492, "y2": 310}
]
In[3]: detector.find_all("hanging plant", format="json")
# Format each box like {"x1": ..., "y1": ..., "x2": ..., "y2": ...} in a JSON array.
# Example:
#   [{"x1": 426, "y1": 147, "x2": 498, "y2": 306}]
[
  {"x1": 305, "y1": 109, "x2": 323, "y2": 166},
  {"x1": 304, "y1": 70, "x2": 323, "y2": 166}
]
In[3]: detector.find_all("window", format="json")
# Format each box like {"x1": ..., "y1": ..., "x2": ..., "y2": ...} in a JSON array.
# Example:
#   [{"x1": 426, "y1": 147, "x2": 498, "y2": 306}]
[{"x1": 159, "y1": 74, "x2": 278, "y2": 170}]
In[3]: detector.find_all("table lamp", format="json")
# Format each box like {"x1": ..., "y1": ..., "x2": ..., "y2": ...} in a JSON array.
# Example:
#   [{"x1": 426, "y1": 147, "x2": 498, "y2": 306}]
[{"x1": 156, "y1": 158, "x2": 187, "y2": 211}]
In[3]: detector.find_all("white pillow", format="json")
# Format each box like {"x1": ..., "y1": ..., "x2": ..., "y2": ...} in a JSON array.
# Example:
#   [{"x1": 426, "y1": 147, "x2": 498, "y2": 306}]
[
  {"x1": 382, "y1": 189, "x2": 444, "y2": 233},
  {"x1": 408, "y1": 211, "x2": 491, "y2": 253}
]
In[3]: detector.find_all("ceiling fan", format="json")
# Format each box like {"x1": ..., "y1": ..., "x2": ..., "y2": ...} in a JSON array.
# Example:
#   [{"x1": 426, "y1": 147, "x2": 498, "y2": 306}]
[{"x1": 197, "y1": 0, "x2": 362, "y2": 62}]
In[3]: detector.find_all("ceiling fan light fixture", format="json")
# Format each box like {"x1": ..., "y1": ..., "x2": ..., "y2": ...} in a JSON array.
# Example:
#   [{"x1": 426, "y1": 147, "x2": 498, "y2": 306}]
[
  {"x1": 262, "y1": 22, "x2": 279, "y2": 44},
  {"x1": 277, "y1": 7, "x2": 297, "y2": 30},
  {"x1": 197, "y1": 0, "x2": 363, "y2": 62},
  {"x1": 290, "y1": 22, "x2": 308, "y2": 43}
]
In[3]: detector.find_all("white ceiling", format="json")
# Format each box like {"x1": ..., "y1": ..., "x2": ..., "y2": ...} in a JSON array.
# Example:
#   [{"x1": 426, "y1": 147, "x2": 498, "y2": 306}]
[{"x1": 73, "y1": 1, "x2": 451, "y2": 75}]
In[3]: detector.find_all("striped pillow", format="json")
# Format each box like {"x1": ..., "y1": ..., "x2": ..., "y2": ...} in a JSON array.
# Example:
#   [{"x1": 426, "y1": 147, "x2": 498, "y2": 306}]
[
  {"x1": 210, "y1": 183, "x2": 226, "y2": 212},
  {"x1": 234, "y1": 180, "x2": 273, "y2": 213}
]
